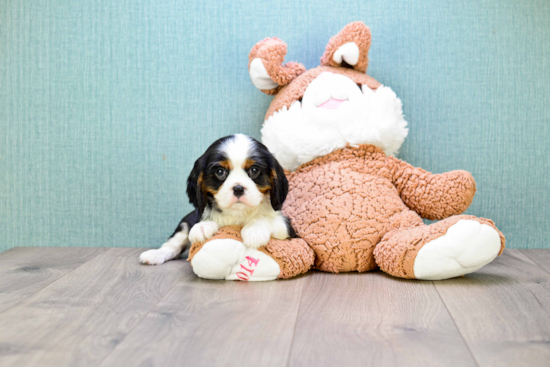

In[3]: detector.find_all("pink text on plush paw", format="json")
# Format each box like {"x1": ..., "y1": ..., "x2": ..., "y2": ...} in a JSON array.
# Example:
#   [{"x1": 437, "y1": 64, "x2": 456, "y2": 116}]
[{"x1": 236, "y1": 256, "x2": 260, "y2": 281}]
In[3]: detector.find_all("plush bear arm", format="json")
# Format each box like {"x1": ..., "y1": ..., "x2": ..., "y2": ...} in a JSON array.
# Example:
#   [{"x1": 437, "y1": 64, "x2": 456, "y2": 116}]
[{"x1": 388, "y1": 157, "x2": 477, "y2": 220}]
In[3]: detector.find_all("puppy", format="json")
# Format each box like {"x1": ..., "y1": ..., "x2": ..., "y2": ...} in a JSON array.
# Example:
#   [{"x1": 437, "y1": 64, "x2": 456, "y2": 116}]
[{"x1": 140, "y1": 134, "x2": 296, "y2": 265}]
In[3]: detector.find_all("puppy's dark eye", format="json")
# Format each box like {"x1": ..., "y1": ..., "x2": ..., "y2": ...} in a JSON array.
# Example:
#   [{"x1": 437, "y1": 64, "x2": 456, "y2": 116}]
[
  {"x1": 247, "y1": 166, "x2": 260, "y2": 179},
  {"x1": 215, "y1": 168, "x2": 228, "y2": 181}
]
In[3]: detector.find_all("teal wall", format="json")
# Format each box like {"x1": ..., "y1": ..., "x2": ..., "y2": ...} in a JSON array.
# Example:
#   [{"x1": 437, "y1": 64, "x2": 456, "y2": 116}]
[{"x1": 1, "y1": 0, "x2": 549, "y2": 252}]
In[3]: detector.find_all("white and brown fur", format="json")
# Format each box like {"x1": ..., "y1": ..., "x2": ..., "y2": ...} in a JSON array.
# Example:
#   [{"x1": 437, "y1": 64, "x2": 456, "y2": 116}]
[{"x1": 139, "y1": 134, "x2": 296, "y2": 265}]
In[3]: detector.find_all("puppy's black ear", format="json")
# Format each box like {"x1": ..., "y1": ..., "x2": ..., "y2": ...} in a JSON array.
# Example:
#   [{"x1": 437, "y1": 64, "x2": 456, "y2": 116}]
[
  {"x1": 186, "y1": 157, "x2": 208, "y2": 218},
  {"x1": 269, "y1": 158, "x2": 288, "y2": 211}
]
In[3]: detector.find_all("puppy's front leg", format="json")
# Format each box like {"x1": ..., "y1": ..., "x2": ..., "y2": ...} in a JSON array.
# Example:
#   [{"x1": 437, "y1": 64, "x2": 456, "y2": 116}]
[
  {"x1": 271, "y1": 214, "x2": 294, "y2": 240},
  {"x1": 189, "y1": 221, "x2": 219, "y2": 243},
  {"x1": 140, "y1": 209, "x2": 202, "y2": 265},
  {"x1": 140, "y1": 227, "x2": 190, "y2": 265},
  {"x1": 241, "y1": 219, "x2": 271, "y2": 249}
]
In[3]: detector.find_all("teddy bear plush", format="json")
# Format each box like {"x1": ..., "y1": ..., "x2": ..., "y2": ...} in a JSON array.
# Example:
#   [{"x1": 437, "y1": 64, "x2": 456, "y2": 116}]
[{"x1": 188, "y1": 22, "x2": 505, "y2": 281}]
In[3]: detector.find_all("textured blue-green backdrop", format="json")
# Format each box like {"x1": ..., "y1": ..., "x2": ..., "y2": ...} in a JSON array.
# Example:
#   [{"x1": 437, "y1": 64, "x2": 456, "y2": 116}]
[{"x1": 1, "y1": 0, "x2": 549, "y2": 252}]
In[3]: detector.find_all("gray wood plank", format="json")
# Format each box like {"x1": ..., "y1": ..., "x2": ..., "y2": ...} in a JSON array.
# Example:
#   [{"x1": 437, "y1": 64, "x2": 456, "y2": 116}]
[
  {"x1": 100, "y1": 263, "x2": 307, "y2": 367},
  {"x1": 0, "y1": 248, "x2": 186, "y2": 367},
  {"x1": 434, "y1": 249, "x2": 550, "y2": 367},
  {"x1": 520, "y1": 249, "x2": 550, "y2": 275},
  {"x1": 287, "y1": 270, "x2": 476, "y2": 367},
  {"x1": 0, "y1": 247, "x2": 106, "y2": 314}
]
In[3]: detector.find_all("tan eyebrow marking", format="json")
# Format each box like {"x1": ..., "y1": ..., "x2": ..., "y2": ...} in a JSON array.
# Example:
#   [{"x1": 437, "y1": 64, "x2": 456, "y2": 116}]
[
  {"x1": 243, "y1": 159, "x2": 256, "y2": 170},
  {"x1": 219, "y1": 160, "x2": 233, "y2": 170}
]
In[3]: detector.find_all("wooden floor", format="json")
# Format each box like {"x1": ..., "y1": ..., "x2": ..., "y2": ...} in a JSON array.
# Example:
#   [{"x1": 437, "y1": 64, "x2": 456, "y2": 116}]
[{"x1": 0, "y1": 248, "x2": 549, "y2": 367}]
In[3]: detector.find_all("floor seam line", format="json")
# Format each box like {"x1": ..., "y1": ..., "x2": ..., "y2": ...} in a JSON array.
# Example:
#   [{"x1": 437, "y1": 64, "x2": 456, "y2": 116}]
[
  {"x1": 518, "y1": 250, "x2": 550, "y2": 276},
  {"x1": 432, "y1": 280, "x2": 481, "y2": 367}
]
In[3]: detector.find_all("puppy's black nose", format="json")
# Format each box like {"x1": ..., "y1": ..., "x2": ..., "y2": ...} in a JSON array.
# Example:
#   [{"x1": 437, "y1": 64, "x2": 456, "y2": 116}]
[{"x1": 233, "y1": 185, "x2": 245, "y2": 198}]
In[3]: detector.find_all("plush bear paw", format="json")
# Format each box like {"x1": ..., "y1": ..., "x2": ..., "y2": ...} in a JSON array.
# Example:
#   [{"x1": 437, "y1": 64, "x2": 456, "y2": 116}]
[
  {"x1": 190, "y1": 239, "x2": 280, "y2": 281},
  {"x1": 413, "y1": 220, "x2": 502, "y2": 280}
]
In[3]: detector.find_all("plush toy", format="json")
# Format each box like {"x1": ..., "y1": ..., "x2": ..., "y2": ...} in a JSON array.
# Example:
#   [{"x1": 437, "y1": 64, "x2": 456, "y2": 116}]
[{"x1": 188, "y1": 22, "x2": 505, "y2": 281}]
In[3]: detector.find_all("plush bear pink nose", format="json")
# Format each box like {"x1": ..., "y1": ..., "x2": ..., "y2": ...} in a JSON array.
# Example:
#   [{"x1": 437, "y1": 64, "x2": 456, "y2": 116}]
[{"x1": 318, "y1": 98, "x2": 346, "y2": 110}]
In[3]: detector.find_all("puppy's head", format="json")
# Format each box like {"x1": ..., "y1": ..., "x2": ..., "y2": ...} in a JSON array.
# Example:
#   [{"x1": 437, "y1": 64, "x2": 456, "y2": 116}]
[{"x1": 187, "y1": 134, "x2": 288, "y2": 217}]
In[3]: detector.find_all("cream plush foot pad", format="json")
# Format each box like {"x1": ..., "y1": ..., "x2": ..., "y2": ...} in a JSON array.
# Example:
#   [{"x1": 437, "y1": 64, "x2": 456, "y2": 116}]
[
  {"x1": 413, "y1": 220, "x2": 501, "y2": 280},
  {"x1": 191, "y1": 239, "x2": 280, "y2": 281}
]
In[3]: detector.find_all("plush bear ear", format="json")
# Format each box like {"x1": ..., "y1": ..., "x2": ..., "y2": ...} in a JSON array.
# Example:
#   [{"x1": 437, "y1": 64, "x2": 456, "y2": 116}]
[
  {"x1": 321, "y1": 22, "x2": 371, "y2": 73},
  {"x1": 248, "y1": 37, "x2": 306, "y2": 95}
]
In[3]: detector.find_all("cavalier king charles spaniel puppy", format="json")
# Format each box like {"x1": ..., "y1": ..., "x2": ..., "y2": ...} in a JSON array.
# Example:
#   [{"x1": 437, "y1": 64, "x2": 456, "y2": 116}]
[{"x1": 139, "y1": 134, "x2": 296, "y2": 265}]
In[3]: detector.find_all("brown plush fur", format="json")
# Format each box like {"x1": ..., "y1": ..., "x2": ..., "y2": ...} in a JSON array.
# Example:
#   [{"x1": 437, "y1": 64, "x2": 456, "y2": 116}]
[
  {"x1": 282, "y1": 144, "x2": 504, "y2": 274},
  {"x1": 191, "y1": 22, "x2": 505, "y2": 281}
]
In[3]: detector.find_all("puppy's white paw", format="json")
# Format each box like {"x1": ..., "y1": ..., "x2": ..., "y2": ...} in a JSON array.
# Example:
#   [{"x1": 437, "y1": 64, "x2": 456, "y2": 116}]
[
  {"x1": 139, "y1": 249, "x2": 170, "y2": 265},
  {"x1": 189, "y1": 221, "x2": 219, "y2": 243},
  {"x1": 241, "y1": 224, "x2": 271, "y2": 249},
  {"x1": 271, "y1": 215, "x2": 291, "y2": 240}
]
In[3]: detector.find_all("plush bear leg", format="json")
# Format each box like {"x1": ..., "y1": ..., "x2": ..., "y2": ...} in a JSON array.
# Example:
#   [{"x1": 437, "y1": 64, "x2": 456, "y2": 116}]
[
  {"x1": 188, "y1": 226, "x2": 314, "y2": 281},
  {"x1": 374, "y1": 215, "x2": 505, "y2": 280}
]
